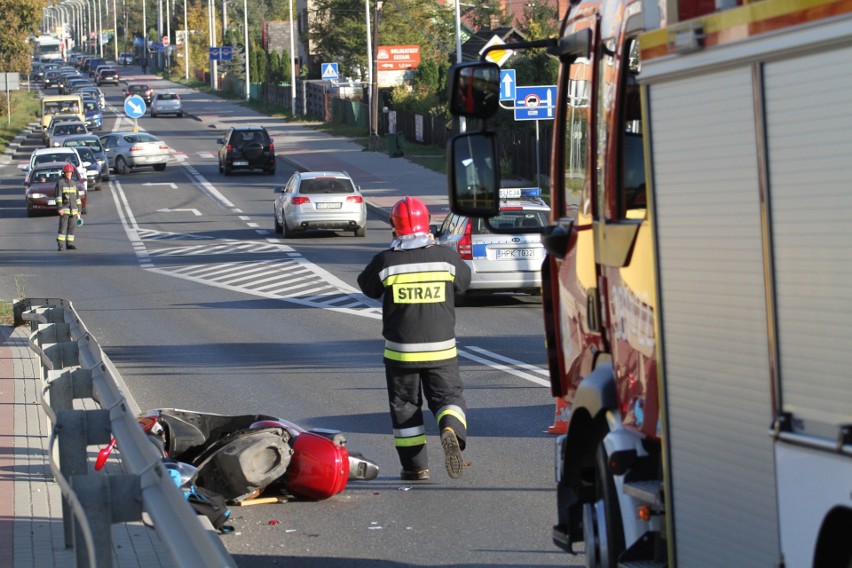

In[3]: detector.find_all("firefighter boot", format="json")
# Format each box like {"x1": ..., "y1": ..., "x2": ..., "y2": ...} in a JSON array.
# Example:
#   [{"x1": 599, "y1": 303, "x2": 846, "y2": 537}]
[
  {"x1": 400, "y1": 469, "x2": 430, "y2": 481},
  {"x1": 441, "y1": 428, "x2": 463, "y2": 479}
]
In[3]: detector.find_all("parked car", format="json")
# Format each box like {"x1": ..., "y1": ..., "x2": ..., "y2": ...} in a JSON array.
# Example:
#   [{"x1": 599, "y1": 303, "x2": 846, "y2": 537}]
[
  {"x1": 118, "y1": 52, "x2": 133, "y2": 65},
  {"x1": 273, "y1": 171, "x2": 366, "y2": 237},
  {"x1": 62, "y1": 133, "x2": 109, "y2": 184},
  {"x1": 431, "y1": 187, "x2": 549, "y2": 300},
  {"x1": 96, "y1": 67, "x2": 120, "y2": 86},
  {"x1": 217, "y1": 126, "x2": 275, "y2": 175},
  {"x1": 124, "y1": 83, "x2": 153, "y2": 105},
  {"x1": 100, "y1": 131, "x2": 170, "y2": 174},
  {"x1": 150, "y1": 92, "x2": 183, "y2": 117},
  {"x1": 24, "y1": 161, "x2": 87, "y2": 216},
  {"x1": 48, "y1": 121, "x2": 89, "y2": 148}
]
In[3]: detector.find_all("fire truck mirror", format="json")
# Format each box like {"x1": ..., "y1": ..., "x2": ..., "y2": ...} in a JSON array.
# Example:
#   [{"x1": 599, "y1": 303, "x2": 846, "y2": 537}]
[
  {"x1": 447, "y1": 62, "x2": 501, "y2": 119},
  {"x1": 448, "y1": 132, "x2": 500, "y2": 217}
]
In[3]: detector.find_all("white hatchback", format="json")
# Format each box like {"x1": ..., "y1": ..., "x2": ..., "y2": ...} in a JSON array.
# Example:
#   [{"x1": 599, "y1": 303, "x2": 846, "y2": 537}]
[
  {"x1": 150, "y1": 92, "x2": 183, "y2": 117},
  {"x1": 273, "y1": 171, "x2": 367, "y2": 237}
]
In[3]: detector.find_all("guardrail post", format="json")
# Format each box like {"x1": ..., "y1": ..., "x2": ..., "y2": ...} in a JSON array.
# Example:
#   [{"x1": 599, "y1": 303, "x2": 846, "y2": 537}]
[
  {"x1": 71, "y1": 474, "x2": 143, "y2": 568},
  {"x1": 55, "y1": 408, "x2": 112, "y2": 549}
]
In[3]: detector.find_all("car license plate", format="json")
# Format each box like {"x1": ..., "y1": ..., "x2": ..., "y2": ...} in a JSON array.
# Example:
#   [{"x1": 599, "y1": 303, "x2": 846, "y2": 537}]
[
  {"x1": 316, "y1": 202, "x2": 342, "y2": 209},
  {"x1": 497, "y1": 248, "x2": 536, "y2": 259},
  {"x1": 48, "y1": 199, "x2": 56, "y2": 205},
  {"x1": 233, "y1": 161, "x2": 248, "y2": 166}
]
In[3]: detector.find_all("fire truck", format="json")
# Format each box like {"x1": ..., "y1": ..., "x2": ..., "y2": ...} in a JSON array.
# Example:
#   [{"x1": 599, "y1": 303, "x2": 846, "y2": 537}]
[{"x1": 445, "y1": 1, "x2": 852, "y2": 566}]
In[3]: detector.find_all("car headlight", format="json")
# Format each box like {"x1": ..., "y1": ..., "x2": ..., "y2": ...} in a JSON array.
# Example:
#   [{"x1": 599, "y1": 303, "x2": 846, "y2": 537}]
[{"x1": 30, "y1": 193, "x2": 49, "y2": 199}]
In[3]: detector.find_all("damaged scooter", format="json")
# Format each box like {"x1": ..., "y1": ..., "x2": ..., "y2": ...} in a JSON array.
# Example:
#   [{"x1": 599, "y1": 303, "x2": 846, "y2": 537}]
[{"x1": 96, "y1": 409, "x2": 379, "y2": 503}]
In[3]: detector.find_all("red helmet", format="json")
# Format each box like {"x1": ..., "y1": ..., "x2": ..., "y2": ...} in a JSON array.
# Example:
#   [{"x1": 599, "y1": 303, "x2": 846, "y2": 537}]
[
  {"x1": 63, "y1": 163, "x2": 75, "y2": 173},
  {"x1": 391, "y1": 197, "x2": 430, "y2": 236}
]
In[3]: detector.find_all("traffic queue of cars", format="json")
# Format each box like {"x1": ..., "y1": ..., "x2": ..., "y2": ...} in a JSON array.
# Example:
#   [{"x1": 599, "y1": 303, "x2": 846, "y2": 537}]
[{"x1": 27, "y1": 56, "x2": 547, "y2": 299}]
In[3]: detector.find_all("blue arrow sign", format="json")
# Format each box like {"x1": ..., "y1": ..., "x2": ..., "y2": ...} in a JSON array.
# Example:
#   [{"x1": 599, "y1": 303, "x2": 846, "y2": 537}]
[
  {"x1": 514, "y1": 85, "x2": 556, "y2": 121},
  {"x1": 500, "y1": 69, "x2": 516, "y2": 102},
  {"x1": 124, "y1": 95, "x2": 146, "y2": 118},
  {"x1": 321, "y1": 62, "x2": 339, "y2": 81}
]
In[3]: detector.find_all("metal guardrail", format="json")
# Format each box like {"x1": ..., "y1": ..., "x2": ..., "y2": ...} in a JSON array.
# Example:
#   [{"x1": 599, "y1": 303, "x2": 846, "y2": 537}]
[{"x1": 18, "y1": 297, "x2": 236, "y2": 568}]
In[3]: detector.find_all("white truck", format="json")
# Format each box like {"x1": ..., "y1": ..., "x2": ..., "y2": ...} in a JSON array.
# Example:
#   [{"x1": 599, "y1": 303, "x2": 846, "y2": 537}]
[{"x1": 444, "y1": 0, "x2": 852, "y2": 566}]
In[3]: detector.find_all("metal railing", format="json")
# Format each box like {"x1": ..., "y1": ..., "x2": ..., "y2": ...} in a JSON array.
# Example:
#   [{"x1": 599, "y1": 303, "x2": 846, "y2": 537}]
[{"x1": 19, "y1": 297, "x2": 236, "y2": 568}]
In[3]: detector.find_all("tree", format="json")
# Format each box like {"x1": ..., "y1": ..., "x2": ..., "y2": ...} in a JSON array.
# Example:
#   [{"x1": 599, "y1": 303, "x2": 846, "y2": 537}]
[
  {"x1": 0, "y1": 0, "x2": 42, "y2": 73},
  {"x1": 309, "y1": 0, "x2": 372, "y2": 80},
  {"x1": 520, "y1": 1, "x2": 559, "y2": 41},
  {"x1": 467, "y1": 0, "x2": 512, "y2": 31}
]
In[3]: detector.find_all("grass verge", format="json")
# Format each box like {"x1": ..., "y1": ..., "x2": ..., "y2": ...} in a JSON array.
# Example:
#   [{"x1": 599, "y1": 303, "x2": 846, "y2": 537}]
[
  {"x1": 0, "y1": 301, "x2": 13, "y2": 326},
  {"x1": 0, "y1": 90, "x2": 40, "y2": 154}
]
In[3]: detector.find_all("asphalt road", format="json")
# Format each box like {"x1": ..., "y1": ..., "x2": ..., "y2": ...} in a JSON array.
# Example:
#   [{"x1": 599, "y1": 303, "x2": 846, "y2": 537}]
[{"x1": 0, "y1": 77, "x2": 584, "y2": 567}]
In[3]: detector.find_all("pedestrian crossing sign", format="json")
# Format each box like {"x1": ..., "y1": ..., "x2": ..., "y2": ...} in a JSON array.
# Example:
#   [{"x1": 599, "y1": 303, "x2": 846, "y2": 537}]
[{"x1": 321, "y1": 63, "x2": 339, "y2": 81}]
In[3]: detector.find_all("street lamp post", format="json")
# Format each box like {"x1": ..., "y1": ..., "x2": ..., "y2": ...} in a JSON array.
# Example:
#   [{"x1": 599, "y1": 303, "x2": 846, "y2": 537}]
[
  {"x1": 243, "y1": 0, "x2": 249, "y2": 100},
  {"x1": 183, "y1": 0, "x2": 189, "y2": 79},
  {"x1": 113, "y1": 0, "x2": 118, "y2": 60},
  {"x1": 370, "y1": 0, "x2": 383, "y2": 150},
  {"x1": 289, "y1": 0, "x2": 296, "y2": 112},
  {"x1": 365, "y1": 0, "x2": 372, "y2": 135}
]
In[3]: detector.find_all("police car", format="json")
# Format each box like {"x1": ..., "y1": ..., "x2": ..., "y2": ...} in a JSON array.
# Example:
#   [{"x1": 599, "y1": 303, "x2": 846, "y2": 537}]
[{"x1": 433, "y1": 187, "x2": 549, "y2": 299}]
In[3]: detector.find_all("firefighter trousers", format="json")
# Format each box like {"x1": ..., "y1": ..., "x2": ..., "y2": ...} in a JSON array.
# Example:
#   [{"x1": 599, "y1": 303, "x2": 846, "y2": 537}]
[
  {"x1": 385, "y1": 360, "x2": 467, "y2": 472},
  {"x1": 57, "y1": 213, "x2": 78, "y2": 247}
]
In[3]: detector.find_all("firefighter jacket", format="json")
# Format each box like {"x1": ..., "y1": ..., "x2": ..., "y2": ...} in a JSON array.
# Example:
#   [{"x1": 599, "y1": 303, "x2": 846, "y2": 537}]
[
  {"x1": 358, "y1": 237, "x2": 471, "y2": 368},
  {"x1": 56, "y1": 175, "x2": 81, "y2": 215}
]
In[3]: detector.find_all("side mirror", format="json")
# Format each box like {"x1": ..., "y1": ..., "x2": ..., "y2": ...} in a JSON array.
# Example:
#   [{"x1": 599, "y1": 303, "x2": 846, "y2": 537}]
[
  {"x1": 273, "y1": 186, "x2": 283, "y2": 193},
  {"x1": 447, "y1": 132, "x2": 500, "y2": 217},
  {"x1": 217, "y1": 138, "x2": 224, "y2": 145},
  {"x1": 446, "y1": 62, "x2": 501, "y2": 119},
  {"x1": 541, "y1": 221, "x2": 575, "y2": 260}
]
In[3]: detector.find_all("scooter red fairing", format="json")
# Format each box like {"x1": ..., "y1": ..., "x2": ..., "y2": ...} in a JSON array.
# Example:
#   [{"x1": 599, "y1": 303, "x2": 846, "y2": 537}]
[{"x1": 96, "y1": 409, "x2": 379, "y2": 502}]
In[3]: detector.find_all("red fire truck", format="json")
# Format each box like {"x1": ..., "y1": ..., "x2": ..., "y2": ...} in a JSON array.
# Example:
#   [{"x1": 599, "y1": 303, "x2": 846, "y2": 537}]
[{"x1": 445, "y1": 1, "x2": 852, "y2": 566}]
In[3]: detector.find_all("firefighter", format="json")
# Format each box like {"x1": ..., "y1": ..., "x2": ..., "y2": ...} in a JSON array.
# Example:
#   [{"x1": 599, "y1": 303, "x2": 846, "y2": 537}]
[
  {"x1": 56, "y1": 163, "x2": 81, "y2": 251},
  {"x1": 358, "y1": 197, "x2": 472, "y2": 481}
]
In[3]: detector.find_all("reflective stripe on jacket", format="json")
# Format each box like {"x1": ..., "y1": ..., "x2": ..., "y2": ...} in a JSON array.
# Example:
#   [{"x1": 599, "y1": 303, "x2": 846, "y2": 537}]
[{"x1": 358, "y1": 244, "x2": 471, "y2": 368}]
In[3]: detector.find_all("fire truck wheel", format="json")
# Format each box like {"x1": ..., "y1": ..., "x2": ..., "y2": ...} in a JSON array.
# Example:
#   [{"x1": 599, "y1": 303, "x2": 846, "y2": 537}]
[{"x1": 583, "y1": 444, "x2": 625, "y2": 568}]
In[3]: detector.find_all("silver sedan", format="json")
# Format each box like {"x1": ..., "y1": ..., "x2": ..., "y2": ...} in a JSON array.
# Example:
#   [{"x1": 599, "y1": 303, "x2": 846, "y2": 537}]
[
  {"x1": 99, "y1": 131, "x2": 170, "y2": 175},
  {"x1": 273, "y1": 171, "x2": 367, "y2": 237}
]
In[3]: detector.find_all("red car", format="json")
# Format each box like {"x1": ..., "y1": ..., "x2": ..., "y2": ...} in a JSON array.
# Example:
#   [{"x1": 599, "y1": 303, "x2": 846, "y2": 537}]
[{"x1": 24, "y1": 162, "x2": 87, "y2": 217}]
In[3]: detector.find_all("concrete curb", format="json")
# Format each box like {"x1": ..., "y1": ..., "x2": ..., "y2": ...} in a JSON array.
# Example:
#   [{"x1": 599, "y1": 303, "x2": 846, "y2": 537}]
[{"x1": 0, "y1": 123, "x2": 38, "y2": 166}]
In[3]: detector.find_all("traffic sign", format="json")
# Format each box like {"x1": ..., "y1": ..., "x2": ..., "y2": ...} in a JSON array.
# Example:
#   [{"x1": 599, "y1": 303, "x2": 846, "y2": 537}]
[
  {"x1": 162, "y1": 35, "x2": 169, "y2": 47},
  {"x1": 321, "y1": 62, "x2": 339, "y2": 80},
  {"x1": 376, "y1": 46, "x2": 420, "y2": 71},
  {"x1": 124, "y1": 95, "x2": 146, "y2": 118},
  {"x1": 500, "y1": 69, "x2": 516, "y2": 102},
  {"x1": 480, "y1": 35, "x2": 513, "y2": 67},
  {"x1": 209, "y1": 46, "x2": 232, "y2": 61},
  {"x1": 514, "y1": 85, "x2": 556, "y2": 121}
]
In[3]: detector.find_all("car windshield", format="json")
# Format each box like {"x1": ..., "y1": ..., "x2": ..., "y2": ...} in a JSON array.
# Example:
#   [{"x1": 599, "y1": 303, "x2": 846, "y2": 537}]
[
  {"x1": 76, "y1": 147, "x2": 95, "y2": 161},
  {"x1": 55, "y1": 124, "x2": 85, "y2": 135},
  {"x1": 65, "y1": 138, "x2": 102, "y2": 152},
  {"x1": 33, "y1": 168, "x2": 64, "y2": 183},
  {"x1": 84, "y1": 101, "x2": 98, "y2": 112},
  {"x1": 298, "y1": 178, "x2": 355, "y2": 195},
  {"x1": 35, "y1": 152, "x2": 80, "y2": 166},
  {"x1": 158, "y1": 93, "x2": 178, "y2": 100},
  {"x1": 124, "y1": 133, "x2": 158, "y2": 143}
]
